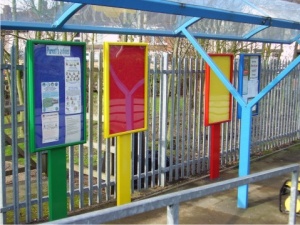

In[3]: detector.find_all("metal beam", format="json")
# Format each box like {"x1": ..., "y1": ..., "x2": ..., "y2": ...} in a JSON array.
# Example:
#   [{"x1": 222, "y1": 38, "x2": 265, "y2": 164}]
[
  {"x1": 0, "y1": 21, "x2": 295, "y2": 44},
  {"x1": 243, "y1": 25, "x2": 269, "y2": 39},
  {"x1": 52, "y1": 3, "x2": 85, "y2": 28},
  {"x1": 174, "y1": 17, "x2": 201, "y2": 34}
]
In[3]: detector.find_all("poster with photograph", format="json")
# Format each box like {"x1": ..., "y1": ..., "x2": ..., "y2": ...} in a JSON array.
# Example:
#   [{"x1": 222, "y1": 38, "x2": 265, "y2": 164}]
[{"x1": 41, "y1": 82, "x2": 59, "y2": 113}]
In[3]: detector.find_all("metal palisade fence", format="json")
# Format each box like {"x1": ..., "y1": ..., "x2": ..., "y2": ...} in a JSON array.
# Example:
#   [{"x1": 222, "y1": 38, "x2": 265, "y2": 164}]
[{"x1": 1, "y1": 42, "x2": 300, "y2": 224}]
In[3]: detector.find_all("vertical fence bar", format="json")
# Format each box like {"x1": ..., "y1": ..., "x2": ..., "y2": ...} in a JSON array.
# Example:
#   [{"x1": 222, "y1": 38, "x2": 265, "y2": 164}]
[
  {"x1": 264, "y1": 62, "x2": 272, "y2": 150},
  {"x1": 97, "y1": 51, "x2": 103, "y2": 203},
  {"x1": 181, "y1": 58, "x2": 187, "y2": 177},
  {"x1": 260, "y1": 62, "x2": 267, "y2": 150},
  {"x1": 68, "y1": 146, "x2": 75, "y2": 211},
  {"x1": 159, "y1": 53, "x2": 168, "y2": 186},
  {"x1": 78, "y1": 144, "x2": 84, "y2": 207},
  {"x1": 201, "y1": 60, "x2": 208, "y2": 172},
  {"x1": 158, "y1": 57, "x2": 163, "y2": 186},
  {"x1": 0, "y1": 40, "x2": 6, "y2": 225},
  {"x1": 288, "y1": 168, "x2": 299, "y2": 225},
  {"x1": 175, "y1": 58, "x2": 181, "y2": 180},
  {"x1": 151, "y1": 55, "x2": 157, "y2": 187},
  {"x1": 24, "y1": 46, "x2": 32, "y2": 223},
  {"x1": 265, "y1": 62, "x2": 272, "y2": 150},
  {"x1": 168, "y1": 57, "x2": 176, "y2": 182},
  {"x1": 191, "y1": 58, "x2": 198, "y2": 175},
  {"x1": 196, "y1": 59, "x2": 201, "y2": 174},
  {"x1": 273, "y1": 72, "x2": 280, "y2": 147},
  {"x1": 88, "y1": 50, "x2": 94, "y2": 205},
  {"x1": 284, "y1": 64, "x2": 289, "y2": 144},
  {"x1": 11, "y1": 44, "x2": 20, "y2": 224},
  {"x1": 292, "y1": 69, "x2": 298, "y2": 138},
  {"x1": 257, "y1": 63, "x2": 265, "y2": 151},
  {"x1": 144, "y1": 55, "x2": 151, "y2": 189},
  {"x1": 105, "y1": 139, "x2": 111, "y2": 200},
  {"x1": 293, "y1": 69, "x2": 300, "y2": 139},
  {"x1": 36, "y1": 152, "x2": 43, "y2": 219},
  {"x1": 186, "y1": 58, "x2": 192, "y2": 176},
  {"x1": 138, "y1": 133, "x2": 143, "y2": 191},
  {"x1": 131, "y1": 135, "x2": 135, "y2": 192},
  {"x1": 287, "y1": 70, "x2": 293, "y2": 142},
  {"x1": 269, "y1": 62, "x2": 276, "y2": 149},
  {"x1": 197, "y1": 59, "x2": 204, "y2": 174}
]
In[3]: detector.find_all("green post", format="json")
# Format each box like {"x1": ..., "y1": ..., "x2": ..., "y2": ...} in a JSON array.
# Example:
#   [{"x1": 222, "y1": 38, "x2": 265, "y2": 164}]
[{"x1": 48, "y1": 147, "x2": 67, "y2": 221}]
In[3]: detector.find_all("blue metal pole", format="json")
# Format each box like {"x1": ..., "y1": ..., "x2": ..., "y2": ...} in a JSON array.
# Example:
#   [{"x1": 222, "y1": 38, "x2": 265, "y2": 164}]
[{"x1": 237, "y1": 106, "x2": 252, "y2": 208}]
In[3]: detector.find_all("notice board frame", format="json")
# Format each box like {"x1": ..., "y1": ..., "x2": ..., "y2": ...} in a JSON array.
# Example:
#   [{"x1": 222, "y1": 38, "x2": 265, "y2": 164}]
[
  {"x1": 26, "y1": 40, "x2": 86, "y2": 153},
  {"x1": 237, "y1": 54, "x2": 261, "y2": 118},
  {"x1": 103, "y1": 42, "x2": 148, "y2": 138},
  {"x1": 204, "y1": 54, "x2": 234, "y2": 126}
]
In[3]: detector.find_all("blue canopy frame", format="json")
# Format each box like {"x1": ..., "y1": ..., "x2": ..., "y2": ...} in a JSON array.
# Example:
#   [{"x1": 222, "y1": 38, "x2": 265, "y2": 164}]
[{"x1": 1, "y1": 0, "x2": 300, "y2": 209}]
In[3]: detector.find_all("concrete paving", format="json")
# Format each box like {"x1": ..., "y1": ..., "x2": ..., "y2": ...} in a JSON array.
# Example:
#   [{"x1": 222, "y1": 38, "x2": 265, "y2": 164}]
[{"x1": 108, "y1": 144, "x2": 300, "y2": 224}]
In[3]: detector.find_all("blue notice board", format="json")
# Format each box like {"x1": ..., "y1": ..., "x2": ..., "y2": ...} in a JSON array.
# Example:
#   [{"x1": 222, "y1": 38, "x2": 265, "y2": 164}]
[
  {"x1": 237, "y1": 54, "x2": 261, "y2": 118},
  {"x1": 26, "y1": 40, "x2": 86, "y2": 152}
]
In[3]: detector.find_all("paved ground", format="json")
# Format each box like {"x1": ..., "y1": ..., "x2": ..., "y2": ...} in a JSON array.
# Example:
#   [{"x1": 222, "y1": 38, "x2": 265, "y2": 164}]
[{"x1": 108, "y1": 143, "x2": 300, "y2": 224}]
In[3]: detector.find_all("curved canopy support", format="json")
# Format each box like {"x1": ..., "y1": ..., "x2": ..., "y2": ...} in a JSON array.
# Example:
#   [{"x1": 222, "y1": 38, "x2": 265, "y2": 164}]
[
  {"x1": 243, "y1": 25, "x2": 269, "y2": 39},
  {"x1": 52, "y1": 3, "x2": 85, "y2": 29}
]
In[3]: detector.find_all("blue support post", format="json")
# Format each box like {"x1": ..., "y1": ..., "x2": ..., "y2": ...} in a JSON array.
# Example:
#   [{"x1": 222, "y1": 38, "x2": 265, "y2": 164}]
[{"x1": 237, "y1": 106, "x2": 252, "y2": 208}]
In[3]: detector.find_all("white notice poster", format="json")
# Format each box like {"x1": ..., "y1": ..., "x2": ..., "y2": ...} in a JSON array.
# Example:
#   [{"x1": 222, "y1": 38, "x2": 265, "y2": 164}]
[
  {"x1": 65, "y1": 114, "x2": 81, "y2": 143},
  {"x1": 248, "y1": 79, "x2": 259, "y2": 97},
  {"x1": 41, "y1": 112, "x2": 59, "y2": 143},
  {"x1": 242, "y1": 76, "x2": 248, "y2": 95},
  {"x1": 249, "y1": 56, "x2": 259, "y2": 79},
  {"x1": 65, "y1": 57, "x2": 82, "y2": 114}
]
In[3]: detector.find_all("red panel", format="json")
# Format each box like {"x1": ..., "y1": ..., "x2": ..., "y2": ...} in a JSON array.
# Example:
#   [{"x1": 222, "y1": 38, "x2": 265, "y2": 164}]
[
  {"x1": 109, "y1": 45, "x2": 146, "y2": 135},
  {"x1": 210, "y1": 124, "x2": 221, "y2": 179}
]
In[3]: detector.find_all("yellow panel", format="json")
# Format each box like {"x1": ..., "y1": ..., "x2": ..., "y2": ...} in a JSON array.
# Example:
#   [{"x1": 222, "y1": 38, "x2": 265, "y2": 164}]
[
  {"x1": 209, "y1": 56, "x2": 232, "y2": 124},
  {"x1": 117, "y1": 133, "x2": 131, "y2": 205}
]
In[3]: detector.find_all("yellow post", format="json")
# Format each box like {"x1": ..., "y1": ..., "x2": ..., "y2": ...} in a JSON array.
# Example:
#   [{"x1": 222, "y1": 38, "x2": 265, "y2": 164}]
[{"x1": 117, "y1": 133, "x2": 131, "y2": 205}]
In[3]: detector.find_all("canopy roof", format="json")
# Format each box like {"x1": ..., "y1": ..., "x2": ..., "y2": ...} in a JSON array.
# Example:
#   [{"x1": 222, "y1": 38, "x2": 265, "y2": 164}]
[{"x1": 1, "y1": 0, "x2": 300, "y2": 44}]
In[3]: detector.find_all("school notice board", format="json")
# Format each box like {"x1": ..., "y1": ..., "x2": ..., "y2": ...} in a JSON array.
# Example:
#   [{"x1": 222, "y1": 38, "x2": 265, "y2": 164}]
[
  {"x1": 103, "y1": 42, "x2": 148, "y2": 138},
  {"x1": 26, "y1": 40, "x2": 86, "y2": 153}
]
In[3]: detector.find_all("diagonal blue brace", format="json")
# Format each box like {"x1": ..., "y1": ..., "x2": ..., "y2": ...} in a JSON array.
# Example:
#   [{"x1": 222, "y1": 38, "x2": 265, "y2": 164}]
[
  {"x1": 243, "y1": 25, "x2": 268, "y2": 39},
  {"x1": 179, "y1": 28, "x2": 245, "y2": 107},
  {"x1": 52, "y1": 3, "x2": 85, "y2": 28}
]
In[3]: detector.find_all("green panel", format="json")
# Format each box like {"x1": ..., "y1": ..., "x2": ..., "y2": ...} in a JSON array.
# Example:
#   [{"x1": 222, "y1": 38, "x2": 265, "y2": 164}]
[{"x1": 48, "y1": 148, "x2": 67, "y2": 221}]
